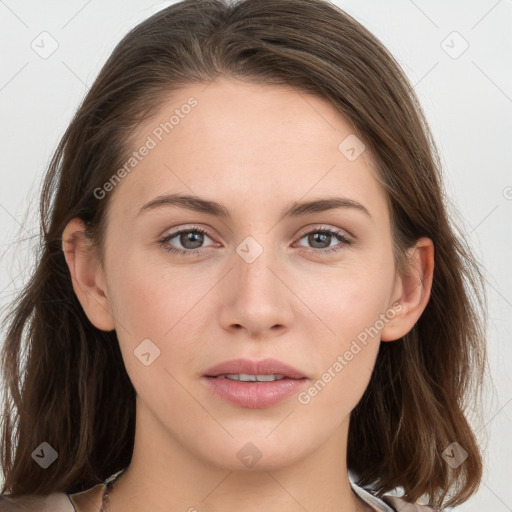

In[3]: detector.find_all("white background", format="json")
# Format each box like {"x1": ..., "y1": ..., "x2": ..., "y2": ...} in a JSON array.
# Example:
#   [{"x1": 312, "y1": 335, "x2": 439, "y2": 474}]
[{"x1": 0, "y1": 1, "x2": 511, "y2": 510}]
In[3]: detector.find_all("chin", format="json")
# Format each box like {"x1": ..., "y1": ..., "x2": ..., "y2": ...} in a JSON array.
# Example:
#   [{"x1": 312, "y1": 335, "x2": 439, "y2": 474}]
[{"x1": 196, "y1": 435, "x2": 311, "y2": 473}]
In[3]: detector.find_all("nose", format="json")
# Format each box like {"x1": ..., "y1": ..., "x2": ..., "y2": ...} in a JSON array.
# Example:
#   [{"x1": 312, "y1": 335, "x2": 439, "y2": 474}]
[{"x1": 217, "y1": 238, "x2": 294, "y2": 338}]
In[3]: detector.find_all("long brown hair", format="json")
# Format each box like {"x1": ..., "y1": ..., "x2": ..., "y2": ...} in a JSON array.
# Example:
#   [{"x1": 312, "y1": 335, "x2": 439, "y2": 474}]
[{"x1": 0, "y1": 0, "x2": 487, "y2": 507}]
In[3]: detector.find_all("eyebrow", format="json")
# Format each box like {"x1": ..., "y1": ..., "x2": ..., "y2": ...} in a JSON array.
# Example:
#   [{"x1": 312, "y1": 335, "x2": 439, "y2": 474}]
[{"x1": 137, "y1": 193, "x2": 372, "y2": 220}]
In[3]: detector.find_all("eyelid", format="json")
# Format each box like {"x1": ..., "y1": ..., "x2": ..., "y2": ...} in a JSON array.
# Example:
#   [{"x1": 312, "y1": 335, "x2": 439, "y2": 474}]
[
  {"x1": 295, "y1": 223, "x2": 353, "y2": 241},
  {"x1": 160, "y1": 223, "x2": 353, "y2": 241},
  {"x1": 160, "y1": 224, "x2": 211, "y2": 239}
]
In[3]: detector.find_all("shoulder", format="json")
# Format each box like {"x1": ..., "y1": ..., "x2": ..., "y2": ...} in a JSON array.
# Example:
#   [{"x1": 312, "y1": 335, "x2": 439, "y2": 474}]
[
  {"x1": 0, "y1": 491, "x2": 75, "y2": 511},
  {"x1": 382, "y1": 494, "x2": 442, "y2": 511}
]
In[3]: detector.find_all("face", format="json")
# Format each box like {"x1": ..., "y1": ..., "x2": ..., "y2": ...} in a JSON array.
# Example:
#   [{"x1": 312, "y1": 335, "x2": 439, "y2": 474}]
[{"x1": 95, "y1": 77, "x2": 402, "y2": 471}]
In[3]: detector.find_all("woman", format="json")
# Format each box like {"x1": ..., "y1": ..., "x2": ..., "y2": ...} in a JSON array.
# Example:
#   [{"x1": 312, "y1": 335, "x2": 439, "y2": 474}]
[{"x1": 0, "y1": 0, "x2": 486, "y2": 511}]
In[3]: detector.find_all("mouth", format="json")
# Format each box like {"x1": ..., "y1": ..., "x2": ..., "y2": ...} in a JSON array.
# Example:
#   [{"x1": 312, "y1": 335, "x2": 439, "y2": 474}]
[
  {"x1": 202, "y1": 358, "x2": 309, "y2": 409},
  {"x1": 204, "y1": 357, "x2": 308, "y2": 380},
  {"x1": 211, "y1": 373, "x2": 291, "y2": 382}
]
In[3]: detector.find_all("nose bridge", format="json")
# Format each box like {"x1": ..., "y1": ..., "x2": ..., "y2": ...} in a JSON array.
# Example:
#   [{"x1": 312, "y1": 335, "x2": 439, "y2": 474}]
[
  {"x1": 219, "y1": 232, "x2": 293, "y2": 334},
  {"x1": 235, "y1": 233, "x2": 281, "y2": 302}
]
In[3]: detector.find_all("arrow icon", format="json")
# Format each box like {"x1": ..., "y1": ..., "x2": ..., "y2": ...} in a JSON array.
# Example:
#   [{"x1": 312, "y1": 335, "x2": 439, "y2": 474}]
[
  {"x1": 236, "y1": 236, "x2": 263, "y2": 263},
  {"x1": 134, "y1": 339, "x2": 161, "y2": 366},
  {"x1": 31, "y1": 441, "x2": 58, "y2": 468},
  {"x1": 441, "y1": 441, "x2": 468, "y2": 468},
  {"x1": 338, "y1": 134, "x2": 365, "y2": 161},
  {"x1": 237, "y1": 441, "x2": 263, "y2": 467},
  {"x1": 440, "y1": 31, "x2": 468, "y2": 59},
  {"x1": 30, "y1": 31, "x2": 59, "y2": 59}
]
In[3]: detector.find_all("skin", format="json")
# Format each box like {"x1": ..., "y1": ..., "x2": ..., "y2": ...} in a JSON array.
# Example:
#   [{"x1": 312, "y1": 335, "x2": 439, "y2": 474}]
[{"x1": 62, "y1": 76, "x2": 434, "y2": 512}]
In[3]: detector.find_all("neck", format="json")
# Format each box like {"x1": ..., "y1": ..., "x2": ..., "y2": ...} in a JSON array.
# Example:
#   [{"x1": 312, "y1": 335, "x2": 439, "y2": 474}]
[{"x1": 109, "y1": 398, "x2": 371, "y2": 512}]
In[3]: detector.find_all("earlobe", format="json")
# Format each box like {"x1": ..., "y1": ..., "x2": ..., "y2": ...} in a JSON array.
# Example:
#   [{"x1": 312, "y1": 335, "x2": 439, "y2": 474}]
[
  {"x1": 61, "y1": 218, "x2": 115, "y2": 331},
  {"x1": 381, "y1": 237, "x2": 434, "y2": 342}
]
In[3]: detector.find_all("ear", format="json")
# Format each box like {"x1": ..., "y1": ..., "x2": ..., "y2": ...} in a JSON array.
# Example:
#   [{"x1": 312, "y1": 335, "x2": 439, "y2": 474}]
[
  {"x1": 381, "y1": 237, "x2": 434, "y2": 342},
  {"x1": 61, "y1": 218, "x2": 115, "y2": 331}
]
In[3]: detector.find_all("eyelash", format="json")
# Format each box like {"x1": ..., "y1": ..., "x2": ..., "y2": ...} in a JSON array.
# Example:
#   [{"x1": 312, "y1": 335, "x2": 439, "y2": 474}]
[{"x1": 159, "y1": 225, "x2": 351, "y2": 256}]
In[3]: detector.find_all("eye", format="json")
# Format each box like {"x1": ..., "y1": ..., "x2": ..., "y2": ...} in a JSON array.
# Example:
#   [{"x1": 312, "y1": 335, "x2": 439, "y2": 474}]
[
  {"x1": 295, "y1": 227, "x2": 351, "y2": 254},
  {"x1": 159, "y1": 226, "x2": 215, "y2": 255},
  {"x1": 159, "y1": 225, "x2": 351, "y2": 257}
]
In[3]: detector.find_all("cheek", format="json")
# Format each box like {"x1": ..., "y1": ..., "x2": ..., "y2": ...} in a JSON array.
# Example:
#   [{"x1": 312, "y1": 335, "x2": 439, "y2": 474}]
[
  {"x1": 104, "y1": 255, "x2": 211, "y2": 411},
  {"x1": 297, "y1": 260, "x2": 395, "y2": 407},
  {"x1": 306, "y1": 258, "x2": 396, "y2": 344},
  {"x1": 104, "y1": 248, "x2": 215, "y2": 378},
  {"x1": 106, "y1": 244, "x2": 207, "y2": 335}
]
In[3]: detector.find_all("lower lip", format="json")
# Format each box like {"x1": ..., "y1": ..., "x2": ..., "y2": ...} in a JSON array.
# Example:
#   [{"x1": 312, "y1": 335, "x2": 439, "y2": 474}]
[{"x1": 203, "y1": 376, "x2": 309, "y2": 409}]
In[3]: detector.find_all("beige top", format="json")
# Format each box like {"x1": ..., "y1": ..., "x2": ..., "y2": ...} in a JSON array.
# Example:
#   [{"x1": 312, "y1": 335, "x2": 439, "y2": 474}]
[{"x1": 0, "y1": 469, "x2": 440, "y2": 511}]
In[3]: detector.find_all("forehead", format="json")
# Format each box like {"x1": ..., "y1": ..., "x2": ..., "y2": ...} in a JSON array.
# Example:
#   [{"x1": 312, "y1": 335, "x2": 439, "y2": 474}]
[{"x1": 108, "y1": 77, "x2": 387, "y2": 223}]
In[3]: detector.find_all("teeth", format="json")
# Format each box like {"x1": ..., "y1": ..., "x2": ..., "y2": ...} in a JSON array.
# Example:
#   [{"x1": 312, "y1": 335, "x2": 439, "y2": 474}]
[{"x1": 220, "y1": 373, "x2": 286, "y2": 382}]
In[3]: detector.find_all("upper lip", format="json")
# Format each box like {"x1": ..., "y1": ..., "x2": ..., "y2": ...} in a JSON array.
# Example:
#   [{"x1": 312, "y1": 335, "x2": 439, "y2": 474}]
[{"x1": 204, "y1": 358, "x2": 307, "y2": 379}]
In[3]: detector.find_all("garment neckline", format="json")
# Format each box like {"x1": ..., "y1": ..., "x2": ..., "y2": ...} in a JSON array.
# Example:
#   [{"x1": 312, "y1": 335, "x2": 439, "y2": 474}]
[
  {"x1": 68, "y1": 467, "x2": 396, "y2": 512},
  {"x1": 349, "y1": 478, "x2": 396, "y2": 512}
]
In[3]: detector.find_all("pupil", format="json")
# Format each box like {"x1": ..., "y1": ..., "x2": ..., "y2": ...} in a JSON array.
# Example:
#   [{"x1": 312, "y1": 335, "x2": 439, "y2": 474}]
[
  {"x1": 311, "y1": 233, "x2": 329, "y2": 248},
  {"x1": 182, "y1": 231, "x2": 203, "y2": 249}
]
